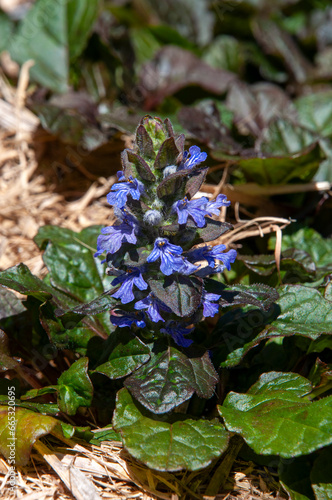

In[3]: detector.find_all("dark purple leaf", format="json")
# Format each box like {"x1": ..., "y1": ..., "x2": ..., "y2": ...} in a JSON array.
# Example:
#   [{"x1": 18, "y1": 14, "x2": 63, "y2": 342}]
[{"x1": 139, "y1": 46, "x2": 237, "y2": 109}]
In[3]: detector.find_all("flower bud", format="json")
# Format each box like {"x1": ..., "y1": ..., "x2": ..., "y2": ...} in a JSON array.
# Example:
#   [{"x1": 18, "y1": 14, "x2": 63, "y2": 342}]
[
  {"x1": 143, "y1": 209, "x2": 163, "y2": 226},
  {"x1": 163, "y1": 165, "x2": 177, "y2": 178}
]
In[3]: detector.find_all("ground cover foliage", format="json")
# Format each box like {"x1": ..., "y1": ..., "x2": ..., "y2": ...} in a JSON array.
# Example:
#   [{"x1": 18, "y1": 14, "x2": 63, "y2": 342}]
[{"x1": 1, "y1": 0, "x2": 332, "y2": 498}]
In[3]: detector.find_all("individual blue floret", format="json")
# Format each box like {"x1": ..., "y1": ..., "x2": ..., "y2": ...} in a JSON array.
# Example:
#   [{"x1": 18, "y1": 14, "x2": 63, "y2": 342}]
[
  {"x1": 202, "y1": 291, "x2": 221, "y2": 317},
  {"x1": 110, "y1": 311, "x2": 146, "y2": 328},
  {"x1": 147, "y1": 238, "x2": 185, "y2": 276},
  {"x1": 205, "y1": 194, "x2": 231, "y2": 216},
  {"x1": 135, "y1": 293, "x2": 170, "y2": 322},
  {"x1": 111, "y1": 267, "x2": 148, "y2": 304},
  {"x1": 160, "y1": 321, "x2": 194, "y2": 347},
  {"x1": 181, "y1": 146, "x2": 207, "y2": 170},
  {"x1": 107, "y1": 176, "x2": 144, "y2": 209},
  {"x1": 172, "y1": 196, "x2": 209, "y2": 227},
  {"x1": 188, "y1": 244, "x2": 237, "y2": 270},
  {"x1": 94, "y1": 213, "x2": 138, "y2": 258}
]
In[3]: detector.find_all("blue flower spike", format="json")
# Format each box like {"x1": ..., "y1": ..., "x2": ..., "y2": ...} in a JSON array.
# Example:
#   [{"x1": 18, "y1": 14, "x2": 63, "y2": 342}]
[{"x1": 95, "y1": 116, "x2": 238, "y2": 350}]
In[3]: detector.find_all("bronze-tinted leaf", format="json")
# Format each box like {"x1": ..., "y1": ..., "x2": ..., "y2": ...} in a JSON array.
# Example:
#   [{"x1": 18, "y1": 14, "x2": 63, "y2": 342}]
[
  {"x1": 127, "y1": 150, "x2": 156, "y2": 181},
  {"x1": 154, "y1": 137, "x2": 181, "y2": 170}
]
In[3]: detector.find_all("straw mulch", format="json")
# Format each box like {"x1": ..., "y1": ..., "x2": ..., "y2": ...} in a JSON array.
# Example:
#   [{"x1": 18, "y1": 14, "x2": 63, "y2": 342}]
[{"x1": 0, "y1": 63, "x2": 297, "y2": 500}]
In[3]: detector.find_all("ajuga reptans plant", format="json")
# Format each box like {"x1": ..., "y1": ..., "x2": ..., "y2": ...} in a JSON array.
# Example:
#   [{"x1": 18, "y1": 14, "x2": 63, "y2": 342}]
[{"x1": 95, "y1": 116, "x2": 237, "y2": 348}]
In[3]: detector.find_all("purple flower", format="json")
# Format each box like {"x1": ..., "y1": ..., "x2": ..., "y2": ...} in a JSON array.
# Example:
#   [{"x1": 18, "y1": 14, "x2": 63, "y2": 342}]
[
  {"x1": 94, "y1": 214, "x2": 138, "y2": 258},
  {"x1": 202, "y1": 291, "x2": 221, "y2": 317},
  {"x1": 188, "y1": 245, "x2": 237, "y2": 270},
  {"x1": 147, "y1": 238, "x2": 185, "y2": 276},
  {"x1": 160, "y1": 321, "x2": 194, "y2": 347},
  {"x1": 135, "y1": 294, "x2": 168, "y2": 323},
  {"x1": 111, "y1": 267, "x2": 148, "y2": 304},
  {"x1": 205, "y1": 194, "x2": 231, "y2": 216},
  {"x1": 172, "y1": 196, "x2": 209, "y2": 227},
  {"x1": 107, "y1": 176, "x2": 144, "y2": 209},
  {"x1": 111, "y1": 311, "x2": 146, "y2": 328},
  {"x1": 182, "y1": 146, "x2": 207, "y2": 170}
]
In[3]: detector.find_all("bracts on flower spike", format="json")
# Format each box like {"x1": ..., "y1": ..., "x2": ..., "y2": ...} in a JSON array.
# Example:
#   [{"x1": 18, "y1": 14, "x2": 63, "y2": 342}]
[{"x1": 95, "y1": 115, "x2": 238, "y2": 349}]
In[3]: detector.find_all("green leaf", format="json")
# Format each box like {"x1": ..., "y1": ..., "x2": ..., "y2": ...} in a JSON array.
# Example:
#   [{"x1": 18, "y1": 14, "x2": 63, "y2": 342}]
[
  {"x1": 203, "y1": 35, "x2": 244, "y2": 74},
  {"x1": 124, "y1": 348, "x2": 218, "y2": 414},
  {"x1": 113, "y1": 388, "x2": 229, "y2": 471},
  {"x1": 237, "y1": 249, "x2": 316, "y2": 280},
  {"x1": 0, "y1": 406, "x2": 59, "y2": 466},
  {"x1": 9, "y1": 0, "x2": 101, "y2": 93},
  {"x1": 238, "y1": 140, "x2": 322, "y2": 185},
  {"x1": 270, "y1": 228, "x2": 332, "y2": 275},
  {"x1": 0, "y1": 263, "x2": 58, "y2": 303},
  {"x1": 279, "y1": 456, "x2": 315, "y2": 500},
  {"x1": 269, "y1": 285, "x2": 332, "y2": 339},
  {"x1": 148, "y1": 275, "x2": 203, "y2": 317},
  {"x1": 39, "y1": 302, "x2": 98, "y2": 353},
  {"x1": 94, "y1": 329, "x2": 151, "y2": 379},
  {"x1": 216, "y1": 285, "x2": 332, "y2": 368},
  {"x1": 57, "y1": 357, "x2": 93, "y2": 415},
  {"x1": 295, "y1": 91, "x2": 332, "y2": 137},
  {"x1": 247, "y1": 371, "x2": 312, "y2": 398},
  {"x1": 218, "y1": 373, "x2": 332, "y2": 457},
  {"x1": 311, "y1": 447, "x2": 332, "y2": 500},
  {"x1": 89, "y1": 427, "x2": 121, "y2": 445},
  {"x1": 35, "y1": 225, "x2": 106, "y2": 303}
]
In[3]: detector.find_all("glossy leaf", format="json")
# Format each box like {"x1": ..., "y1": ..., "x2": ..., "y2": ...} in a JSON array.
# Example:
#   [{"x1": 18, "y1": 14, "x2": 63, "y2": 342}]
[
  {"x1": 57, "y1": 357, "x2": 93, "y2": 415},
  {"x1": 39, "y1": 302, "x2": 98, "y2": 353},
  {"x1": 0, "y1": 264, "x2": 51, "y2": 301},
  {"x1": 217, "y1": 285, "x2": 332, "y2": 368},
  {"x1": 124, "y1": 348, "x2": 218, "y2": 413},
  {"x1": 219, "y1": 374, "x2": 332, "y2": 457},
  {"x1": 217, "y1": 283, "x2": 279, "y2": 311},
  {"x1": 113, "y1": 388, "x2": 229, "y2": 471},
  {"x1": 0, "y1": 406, "x2": 58, "y2": 466},
  {"x1": 94, "y1": 329, "x2": 151, "y2": 379},
  {"x1": 34, "y1": 225, "x2": 106, "y2": 303}
]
